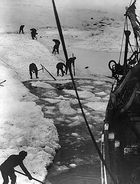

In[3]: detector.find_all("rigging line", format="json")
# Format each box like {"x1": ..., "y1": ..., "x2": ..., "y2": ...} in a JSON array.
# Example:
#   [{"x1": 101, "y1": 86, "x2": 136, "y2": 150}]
[
  {"x1": 129, "y1": 0, "x2": 135, "y2": 7},
  {"x1": 129, "y1": 0, "x2": 133, "y2": 6},
  {"x1": 118, "y1": 16, "x2": 127, "y2": 64},
  {"x1": 128, "y1": 40, "x2": 134, "y2": 53},
  {"x1": 51, "y1": 1, "x2": 118, "y2": 184}
]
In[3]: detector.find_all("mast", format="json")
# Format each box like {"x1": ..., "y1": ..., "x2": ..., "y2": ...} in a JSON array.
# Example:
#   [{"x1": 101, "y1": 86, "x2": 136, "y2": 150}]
[
  {"x1": 123, "y1": 0, "x2": 140, "y2": 74},
  {"x1": 123, "y1": 30, "x2": 131, "y2": 74},
  {"x1": 126, "y1": 0, "x2": 140, "y2": 52}
]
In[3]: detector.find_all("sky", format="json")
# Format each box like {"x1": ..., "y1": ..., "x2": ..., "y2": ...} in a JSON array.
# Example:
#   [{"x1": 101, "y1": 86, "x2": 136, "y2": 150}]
[
  {"x1": 0, "y1": 0, "x2": 138, "y2": 11},
  {"x1": 56, "y1": 0, "x2": 130, "y2": 8},
  {"x1": 0, "y1": 0, "x2": 139, "y2": 31},
  {"x1": 54, "y1": 0, "x2": 139, "y2": 11}
]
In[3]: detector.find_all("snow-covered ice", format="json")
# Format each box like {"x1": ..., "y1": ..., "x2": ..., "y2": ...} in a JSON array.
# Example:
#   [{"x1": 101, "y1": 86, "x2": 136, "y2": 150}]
[{"x1": 0, "y1": 36, "x2": 60, "y2": 184}]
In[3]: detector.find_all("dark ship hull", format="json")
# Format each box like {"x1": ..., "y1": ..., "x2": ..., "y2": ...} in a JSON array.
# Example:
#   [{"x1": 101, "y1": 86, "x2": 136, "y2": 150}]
[
  {"x1": 101, "y1": 1, "x2": 140, "y2": 183},
  {"x1": 102, "y1": 63, "x2": 140, "y2": 184}
]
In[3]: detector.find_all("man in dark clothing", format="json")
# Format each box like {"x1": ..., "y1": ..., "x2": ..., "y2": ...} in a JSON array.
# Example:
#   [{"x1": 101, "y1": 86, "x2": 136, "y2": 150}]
[
  {"x1": 19, "y1": 25, "x2": 25, "y2": 34},
  {"x1": 52, "y1": 39, "x2": 60, "y2": 54},
  {"x1": 30, "y1": 28, "x2": 38, "y2": 40},
  {"x1": 56, "y1": 62, "x2": 66, "y2": 76},
  {"x1": 29, "y1": 63, "x2": 38, "y2": 79},
  {"x1": 66, "y1": 57, "x2": 76, "y2": 76},
  {"x1": 0, "y1": 151, "x2": 32, "y2": 184}
]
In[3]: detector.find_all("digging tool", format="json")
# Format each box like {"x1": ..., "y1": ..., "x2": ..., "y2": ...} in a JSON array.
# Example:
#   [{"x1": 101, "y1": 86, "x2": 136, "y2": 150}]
[
  {"x1": 0, "y1": 80, "x2": 6, "y2": 86},
  {"x1": 40, "y1": 64, "x2": 56, "y2": 80},
  {"x1": 14, "y1": 169, "x2": 45, "y2": 184}
]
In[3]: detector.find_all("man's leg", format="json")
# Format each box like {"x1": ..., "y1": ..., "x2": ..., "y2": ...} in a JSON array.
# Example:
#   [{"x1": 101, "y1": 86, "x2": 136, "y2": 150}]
[
  {"x1": 56, "y1": 46, "x2": 59, "y2": 54},
  {"x1": 35, "y1": 35, "x2": 37, "y2": 40},
  {"x1": 9, "y1": 171, "x2": 16, "y2": 184},
  {"x1": 52, "y1": 46, "x2": 55, "y2": 54},
  {"x1": 57, "y1": 68, "x2": 58, "y2": 76},
  {"x1": 1, "y1": 171, "x2": 9, "y2": 184},
  {"x1": 35, "y1": 69, "x2": 38, "y2": 78},
  {"x1": 60, "y1": 69, "x2": 64, "y2": 76},
  {"x1": 65, "y1": 65, "x2": 68, "y2": 75},
  {"x1": 30, "y1": 71, "x2": 32, "y2": 79},
  {"x1": 52, "y1": 45, "x2": 57, "y2": 54},
  {"x1": 31, "y1": 33, "x2": 34, "y2": 39}
]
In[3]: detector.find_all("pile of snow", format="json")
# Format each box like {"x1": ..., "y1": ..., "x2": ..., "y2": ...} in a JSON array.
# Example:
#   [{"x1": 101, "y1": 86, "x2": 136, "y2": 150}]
[{"x1": 0, "y1": 34, "x2": 60, "y2": 184}]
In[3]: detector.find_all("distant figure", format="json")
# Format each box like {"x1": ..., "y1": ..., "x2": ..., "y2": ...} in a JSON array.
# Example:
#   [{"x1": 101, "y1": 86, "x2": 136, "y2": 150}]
[
  {"x1": 19, "y1": 25, "x2": 25, "y2": 34},
  {"x1": 30, "y1": 28, "x2": 38, "y2": 40},
  {"x1": 56, "y1": 62, "x2": 66, "y2": 77},
  {"x1": 29, "y1": 63, "x2": 38, "y2": 79},
  {"x1": 0, "y1": 151, "x2": 32, "y2": 184},
  {"x1": 52, "y1": 39, "x2": 60, "y2": 54},
  {"x1": 66, "y1": 56, "x2": 76, "y2": 76}
]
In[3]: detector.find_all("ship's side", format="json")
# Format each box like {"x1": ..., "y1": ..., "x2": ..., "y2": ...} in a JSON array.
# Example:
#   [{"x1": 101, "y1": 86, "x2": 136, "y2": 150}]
[{"x1": 101, "y1": 1, "x2": 140, "y2": 183}]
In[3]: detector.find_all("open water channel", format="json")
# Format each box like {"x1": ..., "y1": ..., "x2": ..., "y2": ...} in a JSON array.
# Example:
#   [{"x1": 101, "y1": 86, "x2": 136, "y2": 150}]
[{"x1": 24, "y1": 76, "x2": 112, "y2": 184}]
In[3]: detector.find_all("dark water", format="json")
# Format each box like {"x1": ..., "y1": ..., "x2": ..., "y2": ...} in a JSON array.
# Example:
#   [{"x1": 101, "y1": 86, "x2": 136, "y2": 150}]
[{"x1": 24, "y1": 78, "x2": 111, "y2": 184}]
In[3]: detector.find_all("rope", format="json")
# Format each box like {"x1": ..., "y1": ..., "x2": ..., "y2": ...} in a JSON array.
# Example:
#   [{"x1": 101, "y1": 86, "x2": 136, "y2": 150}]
[
  {"x1": 128, "y1": 40, "x2": 134, "y2": 52},
  {"x1": 129, "y1": 0, "x2": 134, "y2": 6},
  {"x1": 51, "y1": 0, "x2": 118, "y2": 183}
]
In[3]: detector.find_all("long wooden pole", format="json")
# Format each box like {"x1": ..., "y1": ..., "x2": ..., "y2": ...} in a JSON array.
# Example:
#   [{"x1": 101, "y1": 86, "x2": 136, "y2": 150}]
[
  {"x1": 14, "y1": 169, "x2": 45, "y2": 184},
  {"x1": 40, "y1": 64, "x2": 56, "y2": 80},
  {"x1": 0, "y1": 80, "x2": 6, "y2": 86}
]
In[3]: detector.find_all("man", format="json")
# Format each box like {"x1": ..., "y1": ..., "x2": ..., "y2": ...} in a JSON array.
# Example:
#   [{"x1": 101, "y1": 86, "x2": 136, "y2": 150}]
[
  {"x1": 29, "y1": 63, "x2": 38, "y2": 79},
  {"x1": 19, "y1": 25, "x2": 25, "y2": 34},
  {"x1": 66, "y1": 56, "x2": 76, "y2": 76},
  {"x1": 56, "y1": 62, "x2": 66, "y2": 76},
  {"x1": 0, "y1": 151, "x2": 32, "y2": 184},
  {"x1": 52, "y1": 39, "x2": 60, "y2": 54},
  {"x1": 30, "y1": 28, "x2": 38, "y2": 40}
]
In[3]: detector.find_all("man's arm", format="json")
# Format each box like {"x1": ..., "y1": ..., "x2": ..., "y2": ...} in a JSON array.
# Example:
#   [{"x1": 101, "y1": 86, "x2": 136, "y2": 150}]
[{"x1": 19, "y1": 162, "x2": 32, "y2": 180}]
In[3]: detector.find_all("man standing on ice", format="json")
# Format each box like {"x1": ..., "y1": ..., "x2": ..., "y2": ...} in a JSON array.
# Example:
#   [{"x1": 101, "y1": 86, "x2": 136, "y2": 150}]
[
  {"x1": 56, "y1": 62, "x2": 66, "y2": 76},
  {"x1": 52, "y1": 39, "x2": 60, "y2": 54},
  {"x1": 29, "y1": 63, "x2": 39, "y2": 79},
  {"x1": 0, "y1": 151, "x2": 32, "y2": 184},
  {"x1": 30, "y1": 28, "x2": 38, "y2": 40},
  {"x1": 19, "y1": 25, "x2": 25, "y2": 34},
  {"x1": 66, "y1": 56, "x2": 76, "y2": 76}
]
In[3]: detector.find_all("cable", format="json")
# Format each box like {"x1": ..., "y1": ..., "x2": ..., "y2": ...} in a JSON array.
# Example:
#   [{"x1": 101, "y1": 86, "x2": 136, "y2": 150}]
[{"x1": 51, "y1": 0, "x2": 118, "y2": 183}]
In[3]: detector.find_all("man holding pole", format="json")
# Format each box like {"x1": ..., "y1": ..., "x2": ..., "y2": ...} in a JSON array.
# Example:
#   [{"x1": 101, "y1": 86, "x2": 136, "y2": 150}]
[{"x1": 0, "y1": 151, "x2": 32, "y2": 184}]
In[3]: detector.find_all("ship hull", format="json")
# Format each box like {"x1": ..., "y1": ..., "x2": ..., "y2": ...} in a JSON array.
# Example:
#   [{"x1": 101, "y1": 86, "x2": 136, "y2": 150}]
[{"x1": 102, "y1": 63, "x2": 140, "y2": 183}]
